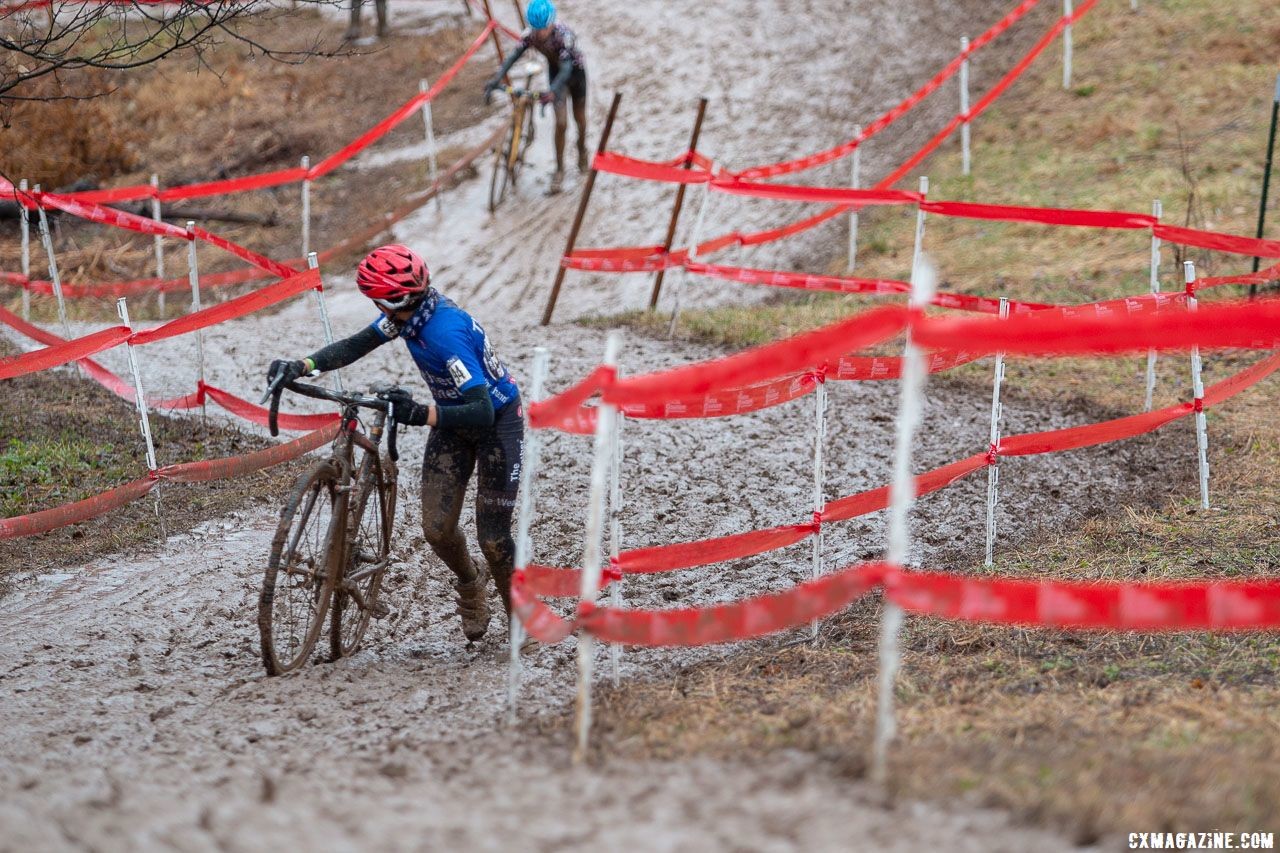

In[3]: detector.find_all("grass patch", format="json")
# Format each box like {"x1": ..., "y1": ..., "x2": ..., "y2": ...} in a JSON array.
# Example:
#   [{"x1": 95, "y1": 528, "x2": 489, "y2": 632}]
[
  {"x1": 578, "y1": 292, "x2": 876, "y2": 349},
  {"x1": 0, "y1": 436, "x2": 133, "y2": 517},
  {"x1": 0, "y1": 339, "x2": 308, "y2": 588}
]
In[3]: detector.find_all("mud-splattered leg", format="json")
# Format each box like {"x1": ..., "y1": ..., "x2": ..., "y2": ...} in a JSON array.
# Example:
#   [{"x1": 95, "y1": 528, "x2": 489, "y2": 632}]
[
  {"x1": 552, "y1": 96, "x2": 568, "y2": 175},
  {"x1": 571, "y1": 71, "x2": 589, "y2": 171},
  {"x1": 475, "y1": 405, "x2": 523, "y2": 616},
  {"x1": 422, "y1": 429, "x2": 492, "y2": 641}
]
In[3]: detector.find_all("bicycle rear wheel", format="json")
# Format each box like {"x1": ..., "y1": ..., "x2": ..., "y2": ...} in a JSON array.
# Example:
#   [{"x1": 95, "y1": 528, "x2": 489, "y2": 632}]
[
  {"x1": 488, "y1": 126, "x2": 516, "y2": 213},
  {"x1": 523, "y1": 99, "x2": 537, "y2": 150},
  {"x1": 330, "y1": 451, "x2": 394, "y2": 660},
  {"x1": 259, "y1": 462, "x2": 341, "y2": 676}
]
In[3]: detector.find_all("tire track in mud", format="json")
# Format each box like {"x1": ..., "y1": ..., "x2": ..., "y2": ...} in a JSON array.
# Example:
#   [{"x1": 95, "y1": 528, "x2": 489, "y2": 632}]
[{"x1": 461, "y1": 188, "x2": 567, "y2": 305}]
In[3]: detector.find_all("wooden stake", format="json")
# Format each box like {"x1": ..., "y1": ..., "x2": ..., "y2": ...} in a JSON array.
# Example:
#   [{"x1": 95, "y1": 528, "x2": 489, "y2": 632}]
[
  {"x1": 648, "y1": 97, "x2": 709, "y2": 310},
  {"x1": 481, "y1": 0, "x2": 506, "y2": 65},
  {"x1": 542, "y1": 92, "x2": 623, "y2": 325}
]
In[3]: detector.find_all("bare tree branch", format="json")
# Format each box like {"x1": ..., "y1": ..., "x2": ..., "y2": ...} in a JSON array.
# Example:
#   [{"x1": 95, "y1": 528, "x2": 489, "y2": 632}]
[{"x1": 0, "y1": 0, "x2": 349, "y2": 106}]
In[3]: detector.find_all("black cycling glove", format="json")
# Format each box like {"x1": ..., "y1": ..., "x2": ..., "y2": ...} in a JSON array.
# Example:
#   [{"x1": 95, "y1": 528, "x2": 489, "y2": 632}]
[
  {"x1": 385, "y1": 388, "x2": 430, "y2": 427},
  {"x1": 267, "y1": 359, "x2": 307, "y2": 387}
]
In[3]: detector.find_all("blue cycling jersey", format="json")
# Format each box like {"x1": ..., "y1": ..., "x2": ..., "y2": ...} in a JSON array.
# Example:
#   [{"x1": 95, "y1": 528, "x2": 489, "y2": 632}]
[{"x1": 368, "y1": 289, "x2": 519, "y2": 410}]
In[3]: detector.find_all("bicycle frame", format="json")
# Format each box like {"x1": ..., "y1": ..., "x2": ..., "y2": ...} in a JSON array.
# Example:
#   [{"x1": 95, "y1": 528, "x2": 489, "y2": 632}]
[
  {"x1": 326, "y1": 406, "x2": 394, "y2": 596},
  {"x1": 501, "y1": 92, "x2": 540, "y2": 167}
]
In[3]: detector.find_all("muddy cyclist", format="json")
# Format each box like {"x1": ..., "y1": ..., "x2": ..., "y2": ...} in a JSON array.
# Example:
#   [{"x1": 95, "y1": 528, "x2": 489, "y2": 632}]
[
  {"x1": 484, "y1": 0, "x2": 589, "y2": 196},
  {"x1": 266, "y1": 244, "x2": 523, "y2": 648}
]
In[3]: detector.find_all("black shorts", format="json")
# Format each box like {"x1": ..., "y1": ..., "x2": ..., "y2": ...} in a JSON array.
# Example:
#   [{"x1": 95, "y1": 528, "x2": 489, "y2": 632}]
[
  {"x1": 567, "y1": 66, "x2": 587, "y2": 103},
  {"x1": 420, "y1": 399, "x2": 523, "y2": 530},
  {"x1": 550, "y1": 66, "x2": 587, "y2": 110}
]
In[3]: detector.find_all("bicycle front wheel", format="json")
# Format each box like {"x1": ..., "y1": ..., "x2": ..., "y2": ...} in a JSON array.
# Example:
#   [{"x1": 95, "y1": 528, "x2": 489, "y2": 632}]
[
  {"x1": 330, "y1": 451, "x2": 394, "y2": 660},
  {"x1": 519, "y1": 102, "x2": 536, "y2": 164},
  {"x1": 523, "y1": 100, "x2": 537, "y2": 150},
  {"x1": 488, "y1": 128, "x2": 515, "y2": 213},
  {"x1": 259, "y1": 462, "x2": 341, "y2": 676}
]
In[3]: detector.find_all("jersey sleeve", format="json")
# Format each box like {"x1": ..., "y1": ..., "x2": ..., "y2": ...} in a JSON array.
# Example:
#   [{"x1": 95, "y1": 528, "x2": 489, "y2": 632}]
[
  {"x1": 436, "y1": 323, "x2": 488, "y2": 395},
  {"x1": 557, "y1": 27, "x2": 578, "y2": 67}
]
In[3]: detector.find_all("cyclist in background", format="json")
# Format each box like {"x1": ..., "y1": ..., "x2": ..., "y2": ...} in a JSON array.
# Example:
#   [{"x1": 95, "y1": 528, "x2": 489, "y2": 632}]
[
  {"x1": 483, "y1": 0, "x2": 588, "y2": 196},
  {"x1": 266, "y1": 245, "x2": 523, "y2": 648}
]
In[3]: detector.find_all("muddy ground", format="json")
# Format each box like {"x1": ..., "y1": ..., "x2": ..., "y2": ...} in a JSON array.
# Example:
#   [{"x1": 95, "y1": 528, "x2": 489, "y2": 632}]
[{"x1": 0, "y1": 0, "x2": 1193, "y2": 849}]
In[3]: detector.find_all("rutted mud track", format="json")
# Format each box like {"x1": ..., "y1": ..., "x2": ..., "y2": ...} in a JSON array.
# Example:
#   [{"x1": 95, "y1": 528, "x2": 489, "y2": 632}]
[{"x1": 0, "y1": 1, "x2": 1159, "y2": 848}]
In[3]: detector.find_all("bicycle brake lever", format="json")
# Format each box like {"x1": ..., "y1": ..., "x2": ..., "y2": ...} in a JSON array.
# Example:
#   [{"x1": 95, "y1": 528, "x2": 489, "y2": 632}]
[{"x1": 258, "y1": 371, "x2": 287, "y2": 406}]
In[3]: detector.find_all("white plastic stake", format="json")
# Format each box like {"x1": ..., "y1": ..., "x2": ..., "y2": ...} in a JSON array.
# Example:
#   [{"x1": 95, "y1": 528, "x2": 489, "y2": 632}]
[
  {"x1": 151, "y1": 174, "x2": 166, "y2": 318},
  {"x1": 847, "y1": 126, "x2": 862, "y2": 274},
  {"x1": 118, "y1": 297, "x2": 164, "y2": 538},
  {"x1": 608, "y1": 412, "x2": 624, "y2": 686},
  {"x1": 984, "y1": 297, "x2": 1009, "y2": 567},
  {"x1": 301, "y1": 155, "x2": 311, "y2": 259},
  {"x1": 872, "y1": 253, "x2": 937, "y2": 788},
  {"x1": 508, "y1": 347, "x2": 549, "y2": 724},
  {"x1": 1185, "y1": 261, "x2": 1210, "y2": 510},
  {"x1": 809, "y1": 370, "x2": 828, "y2": 638},
  {"x1": 1144, "y1": 199, "x2": 1162, "y2": 411},
  {"x1": 35, "y1": 187, "x2": 71, "y2": 340},
  {"x1": 185, "y1": 223, "x2": 206, "y2": 414},
  {"x1": 116, "y1": 298, "x2": 158, "y2": 473},
  {"x1": 911, "y1": 176, "x2": 930, "y2": 278},
  {"x1": 18, "y1": 179, "x2": 30, "y2": 322},
  {"x1": 960, "y1": 37, "x2": 972, "y2": 176},
  {"x1": 668, "y1": 175, "x2": 714, "y2": 338},
  {"x1": 420, "y1": 79, "x2": 443, "y2": 212},
  {"x1": 574, "y1": 330, "x2": 622, "y2": 764},
  {"x1": 1062, "y1": 0, "x2": 1073, "y2": 90},
  {"x1": 308, "y1": 253, "x2": 344, "y2": 393}
]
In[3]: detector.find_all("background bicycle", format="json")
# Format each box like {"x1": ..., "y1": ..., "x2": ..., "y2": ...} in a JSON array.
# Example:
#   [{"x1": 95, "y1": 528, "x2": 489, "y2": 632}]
[{"x1": 486, "y1": 60, "x2": 547, "y2": 212}]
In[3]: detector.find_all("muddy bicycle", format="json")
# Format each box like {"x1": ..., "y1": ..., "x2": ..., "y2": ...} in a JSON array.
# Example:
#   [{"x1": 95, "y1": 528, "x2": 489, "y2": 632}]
[
  {"x1": 487, "y1": 82, "x2": 548, "y2": 213},
  {"x1": 257, "y1": 377, "x2": 404, "y2": 676}
]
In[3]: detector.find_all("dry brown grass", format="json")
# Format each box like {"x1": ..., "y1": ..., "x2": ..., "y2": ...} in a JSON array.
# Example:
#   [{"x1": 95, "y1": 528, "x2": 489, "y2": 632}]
[
  {"x1": 0, "y1": 73, "x2": 141, "y2": 189},
  {"x1": 1, "y1": 7, "x2": 494, "y2": 322},
  {"x1": 592, "y1": 389, "x2": 1280, "y2": 837},
  {"x1": 596, "y1": 639, "x2": 1280, "y2": 840}
]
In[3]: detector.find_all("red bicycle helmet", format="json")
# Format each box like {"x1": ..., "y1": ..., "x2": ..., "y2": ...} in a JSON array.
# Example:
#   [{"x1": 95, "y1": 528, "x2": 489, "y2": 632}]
[{"x1": 356, "y1": 244, "x2": 430, "y2": 309}]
